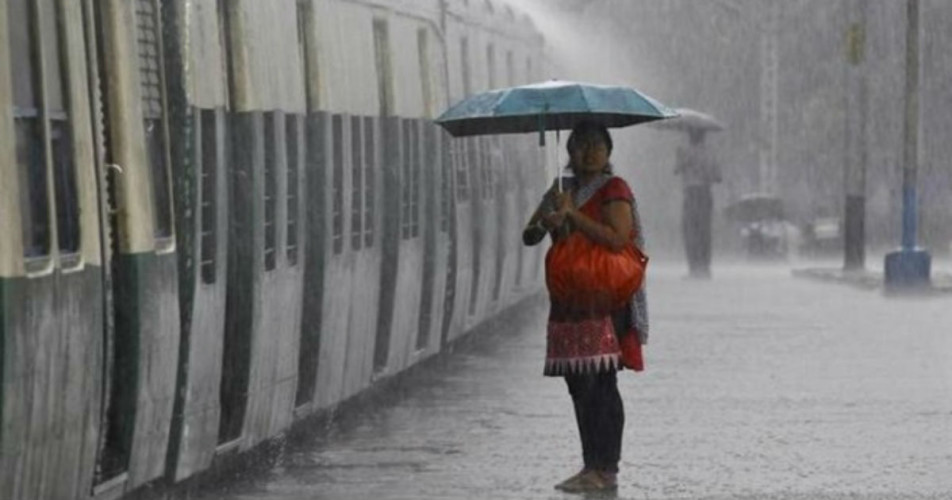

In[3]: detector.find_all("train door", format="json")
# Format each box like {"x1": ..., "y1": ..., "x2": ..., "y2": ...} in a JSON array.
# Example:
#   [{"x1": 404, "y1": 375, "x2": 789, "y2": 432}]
[
  {"x1": 91, "y1": 0, "x2": 183, "y2": 492},
  {"x1": 417, "y1": 122, "x2": 438, "y2": 351},
  {"x1": 439, "y1": 132, "x2": 458, "y2": 346}
]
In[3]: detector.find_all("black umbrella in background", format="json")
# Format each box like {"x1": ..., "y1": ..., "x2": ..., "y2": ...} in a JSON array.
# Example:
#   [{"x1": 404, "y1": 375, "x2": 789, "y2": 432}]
[
  {"x1": 723, "y1": 193, "x2": 785, "y2": 224},
  {"x1": 650, "y1": 107, "x2": 725, "y2": 133}
]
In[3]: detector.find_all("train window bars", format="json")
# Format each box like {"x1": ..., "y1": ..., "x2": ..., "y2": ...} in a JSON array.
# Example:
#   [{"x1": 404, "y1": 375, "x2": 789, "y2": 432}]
[
  {"x1": 10, "y1": 0, "x2": 82, "y2": 266},
  {"x1": 400, "y1": 119, "x2": 421, "y2": 240},
  {"x1": 351, "y1": 117, "x2": 364, "y2": 250},
  {"x1": 363, "y1": 117, "x2": 376, "y2": 247},
  {"x1": 454, "y1": 37, "x2": 472, "y2": 202},
  {"x1": 263, "y1": 112, "x2": 278, "y2": 271},
  {"x1": 440, "y1": 133, "x2": 451, "y2": 233},
  {"x1": 372, "y1": 19, "x2": 393, "y2": 118},
  {"x1": 136, "y1": 0, "x2": 174, "y2": 245},
  {"x1": 286, "y1": 115, "x2": 300, "y2": 265},
  {"x1": 417, "y1": 28, "x2": 432, "y2": 119},
  {"x1": 401, "y1": 120, "x2": 412, "y2": 240},
  {"x1": 411, "y1": 121, "x2": 421, "y2": 238},
  {"x1": 200, "y1": 110, "x2": 218, "y2": 284},
  {"x1": 482, "y1": 138, "x2": 493, "y2": 200},
  {"x1": 468, "y1": 137, "x2": 480, "y2": 201},
  {"x1": 486, "y1": 43, "x2": 496, "y2": 89},
  {"x1": 332, "y1": 115, "x2": 344, "y2": 254}
]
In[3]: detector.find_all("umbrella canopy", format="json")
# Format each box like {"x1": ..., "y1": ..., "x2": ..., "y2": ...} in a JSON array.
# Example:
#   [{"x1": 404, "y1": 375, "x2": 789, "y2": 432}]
[
  {"x1": 724, "y1": 193, "x2": 785, "y2": 223},
  {"x1": 436, "y1": 80, "x2": 677, "y2": 142},
  {"x1": 651, "y1": 107, "x2": 725, "y2": 133}
]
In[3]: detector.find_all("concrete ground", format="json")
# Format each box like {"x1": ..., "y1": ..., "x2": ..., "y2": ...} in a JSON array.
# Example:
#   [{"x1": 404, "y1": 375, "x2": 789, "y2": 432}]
[{"x1": 188, "y1": 264, "x2": 952, "y2": 500}]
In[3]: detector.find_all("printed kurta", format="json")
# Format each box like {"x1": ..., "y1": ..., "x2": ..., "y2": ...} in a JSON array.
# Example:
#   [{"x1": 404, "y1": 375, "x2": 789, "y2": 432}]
[{"x1": 544, "y1": 176, "x2": 644, "y2": 376}]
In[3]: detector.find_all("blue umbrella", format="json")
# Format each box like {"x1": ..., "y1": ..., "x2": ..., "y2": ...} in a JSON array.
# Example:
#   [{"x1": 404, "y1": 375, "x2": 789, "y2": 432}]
[{"x1": 436, "y1": 80, "x2": 677, "y2": 146}]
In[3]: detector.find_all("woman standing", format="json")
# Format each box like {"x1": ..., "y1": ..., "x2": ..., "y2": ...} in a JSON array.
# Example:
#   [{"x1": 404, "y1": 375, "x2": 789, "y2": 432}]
[{"x1": 523, "y1": 121, "x2": 649, "y2": 493}]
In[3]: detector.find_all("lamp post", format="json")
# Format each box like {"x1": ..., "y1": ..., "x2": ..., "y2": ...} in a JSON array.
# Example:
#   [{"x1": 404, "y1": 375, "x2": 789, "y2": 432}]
[
  {"x1": 843, "y1": 0, "x2": 868, "y2": 271},
  {"x1": 884, "y1": 0, "x2": 931, "y2": 291}
]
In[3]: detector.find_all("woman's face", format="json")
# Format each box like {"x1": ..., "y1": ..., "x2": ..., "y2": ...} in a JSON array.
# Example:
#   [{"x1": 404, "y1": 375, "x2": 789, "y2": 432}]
[{"x1": 571, "y1": 133, "x2": 610, "y2": 174}]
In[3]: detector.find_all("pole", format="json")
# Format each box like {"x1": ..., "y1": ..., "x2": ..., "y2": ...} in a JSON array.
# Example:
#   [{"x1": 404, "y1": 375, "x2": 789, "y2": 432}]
[
  {"x1": 901, "y1": 0, "x2": 919, "y2": 251},
  {"x1": 884, "y1": 0, "x2": 931, "y2": 291},
  {"x1": 843, "y1": 0, "x2": 868, "y2": 271}
]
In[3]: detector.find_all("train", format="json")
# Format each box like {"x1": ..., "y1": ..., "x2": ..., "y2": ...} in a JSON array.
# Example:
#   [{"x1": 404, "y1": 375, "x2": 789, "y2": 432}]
[{"x1": 0, "y1": 0, "x2": 547, "y2": 498}]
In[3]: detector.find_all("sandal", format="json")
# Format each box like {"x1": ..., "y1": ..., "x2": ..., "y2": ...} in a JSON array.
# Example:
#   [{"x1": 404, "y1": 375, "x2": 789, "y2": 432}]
[
  {"x1": 559, "y1": 470, "x2": 618, "y2": 494},
  {"x1": 554, "y1": 469, "x2": 590, "y2": 491}
]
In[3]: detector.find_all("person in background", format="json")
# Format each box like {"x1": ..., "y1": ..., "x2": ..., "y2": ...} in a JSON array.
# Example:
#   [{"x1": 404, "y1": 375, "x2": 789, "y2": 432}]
[
  {"x1": 523, "y1": 121, "x2": 649, "y2": 494},
  {"x1": 675, "y1": 130, "x2": 721, "y2": 278}
]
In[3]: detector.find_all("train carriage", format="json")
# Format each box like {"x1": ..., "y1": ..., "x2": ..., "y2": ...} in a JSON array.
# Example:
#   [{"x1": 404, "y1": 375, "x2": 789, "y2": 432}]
[
  {"x1": 441, "y1": 0, "x2": 545, "y2": 340},
  {"x1": 0, "y1": 0, "x2": 546, "y2": 498},
  {"x1": 295, "y1": 0, "x2": 392, "y2": 411},
  {"x1": 162, "y1": 0, "x2": 231, "y2": 482},
  {"x1": 214, "y1": 0, "x2": 308, "y2": 453},
  {"x1": 0, "y1": 1, "x2": 105, "y2": 498}
]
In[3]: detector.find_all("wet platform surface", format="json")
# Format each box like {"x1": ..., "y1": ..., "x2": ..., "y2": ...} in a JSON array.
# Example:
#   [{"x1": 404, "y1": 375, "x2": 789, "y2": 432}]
[{"x1": 188, "y1": 265, "x2": 952, "y2": 500}]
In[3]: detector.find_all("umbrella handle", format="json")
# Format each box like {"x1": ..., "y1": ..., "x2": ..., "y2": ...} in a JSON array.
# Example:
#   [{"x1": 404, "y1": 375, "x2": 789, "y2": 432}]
[{"x1": 556, "y1": 129, "x2": 562, "y2": 193}]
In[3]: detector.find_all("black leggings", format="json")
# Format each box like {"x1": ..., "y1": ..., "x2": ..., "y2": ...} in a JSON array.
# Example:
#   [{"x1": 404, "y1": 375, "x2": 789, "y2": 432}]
[{"x1": 565, "y1": 371, "x2": 624, "y2": 473}]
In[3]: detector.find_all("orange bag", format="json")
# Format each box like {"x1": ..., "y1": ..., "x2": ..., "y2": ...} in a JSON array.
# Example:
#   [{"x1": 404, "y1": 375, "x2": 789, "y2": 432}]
[{"x1": 545, "y1": 232, "x2": 648, "y2": 312}]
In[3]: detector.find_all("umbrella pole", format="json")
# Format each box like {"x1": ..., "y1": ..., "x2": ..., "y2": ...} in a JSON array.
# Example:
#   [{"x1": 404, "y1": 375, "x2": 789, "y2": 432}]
[{"x1": 556, "y1": 129, "x2": 562, "y2": 192}]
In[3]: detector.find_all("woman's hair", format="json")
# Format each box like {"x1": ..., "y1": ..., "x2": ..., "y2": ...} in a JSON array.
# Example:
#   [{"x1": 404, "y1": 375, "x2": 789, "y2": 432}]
[{"x1": 565, "y1": 121, "x2": 614, "y2": 174}]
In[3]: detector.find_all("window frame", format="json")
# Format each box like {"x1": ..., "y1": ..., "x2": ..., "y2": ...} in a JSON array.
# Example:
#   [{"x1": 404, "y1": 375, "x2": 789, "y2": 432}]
[
  {"x1": 263, "y1": 111, "x2": 279, "y2": 271},
  {"x1": 10, "y1": 0, "x2": 85, "y2": 274},
  {"x1": 286, "y1": 114, "x2": 300, "y2": 265},
  {"x1": 199, "y1": 109, "x2": 219, "y2": 284},
  {"x1": 331, "y1": 114, "x2": 345, "y2": 254},
  {"x1": 135, "y1": 0, "x2": 176, "y2": 252}
]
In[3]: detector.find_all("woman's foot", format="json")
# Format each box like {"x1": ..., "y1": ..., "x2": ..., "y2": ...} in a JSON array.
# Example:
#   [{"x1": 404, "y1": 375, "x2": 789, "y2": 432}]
[
  {"x1": 554, "y1": 469, "x2": 589, "y2": 491},
  {"x1": 558, "y1": 469, "x2": 617, "y2": 494}
]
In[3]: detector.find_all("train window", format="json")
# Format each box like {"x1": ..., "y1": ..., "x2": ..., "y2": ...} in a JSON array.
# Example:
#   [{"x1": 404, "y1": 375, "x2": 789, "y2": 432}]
[
  {"x1": 40, "y1": 0, "x2": 66, "y2": 114},
  {"x1": 480, "y1": 139, "x2": 489, "y2": 200},
  {"x1": 468, "y1": 137, "x2": 480, "y2": 200},
  {"x1": 460, "y1": 37, "x2": 472, "y2": 96},
  {"x1": 401, "y1": 120, "x2": 411, "y2": 240},
  {"x1": 417, "y1": 29, "x2": 431, "y2": 118},
  {"x1": 410, "y1": 121, "x2": 421, "y2": 238},
  {"x1": 263, "y1": 113, "x2": 278, "y2": 270},
  {"x1": 363, "y1": 117, "x2": 376, "y2": 247},
  {"x1": 454, "y1": 139, "x2": 468, "y2": 201},
  {"x1": 9, "y1": 0, "x2": 38, "y2": 111},
  {"x1": 440, "y1": 134, "x2": 451, "y2": 233},
  {"x1": 12, "y1": 0, "x2": 81, "y2": 260},
  {"x1": 51, "y1": 123, "x2": 79, "y2": 256},
  {"x1": 48, "y1": 0, "x2": 81, "y2": 257},
  {"x1": 332, "y1": 115, "x2": 344, "y2": 254},
  {"x1": 484, "y1": 139, "x2": 496, "y2": 200},
  {"x1": 372, "y1": 19, "x2": 393, "y2": 117},
  {"x1": 486, "y1": 44, "x2": 496, "y2": 89},
  {"x1": 11, "y1": 0, "x2": 50, "y2": 259},
  {"x1": 286, "y1": 115, "x2": 300, "y2": 265},
  {"x1": 136, "y1": 0, "x2": 174, "y2": 242},
  {"x1": 351, "y1": 118, "x2": 363, "y2": 250},
  {"x1": 16, "y1": 121, "x2": 50, "y2": 259},
  {"x1": 200, "y1": 110, "x2": 218, "y2": 283}
]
